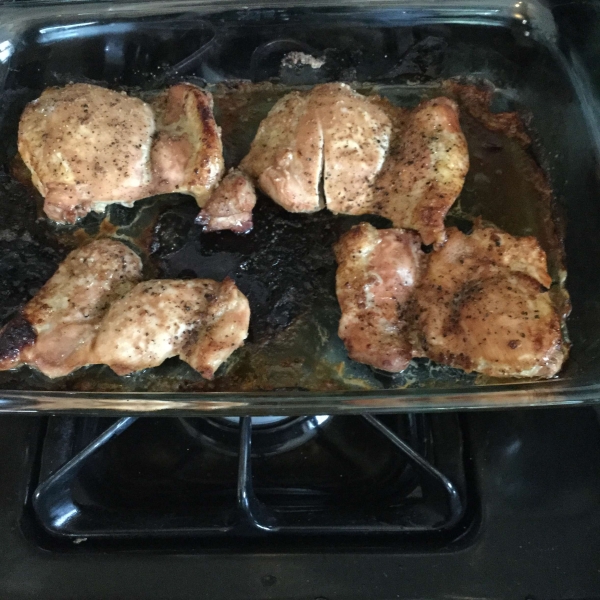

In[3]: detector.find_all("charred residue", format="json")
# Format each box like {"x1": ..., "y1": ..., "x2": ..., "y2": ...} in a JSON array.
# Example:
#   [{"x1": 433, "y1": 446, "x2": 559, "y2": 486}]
[{"x1": 0, "y1": 313, "x2": 36, "y2": 363}]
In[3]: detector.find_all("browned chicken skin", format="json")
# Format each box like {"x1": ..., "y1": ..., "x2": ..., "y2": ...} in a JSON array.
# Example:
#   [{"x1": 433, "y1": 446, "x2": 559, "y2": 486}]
[
  {"x1": 179, "y1": 277, "x2": 251, "y2": 378},
  {"x1": 313, "y1": 83, "x2": 392, "y2": 214},
  {"x1": 334, "y1": 222, "x2": 423, "y2": 372},
  {"x1": 0, "y1": 239, "x2": 143, "y2": 378},
  {"x1": 335, "y1": 222, "x2": 566, "y2": 379},
  {"x1": 241, "y1": 83, "x2": 391, "y2": 214},
  {"x1": 371, "y1": 97, "x2": 469, "y2": 246},
  {"x1": 18, "y1": 83, "x2": 224, "y2": 223},
  {"x1": 240, "y1": 85, "x2": 468, "y2": 245},
  {"x1": 92, "y1": 277, "x2": 250, "y2": 379},
  {"x1": 411, "y1": 224, "x2": 565, "y2": 378},
  {"x1": 150, "y1": 83, "x2": 224, "y2": 203},
  {"x1": 197, "y1": 169, "x2": 257, "y2": 233},
  {"x1": 241, "y1": 91, "x2": 324, "y2": 213},
  {"x1": 0, "y1": 240, "x2": 250, "y2": 379}
]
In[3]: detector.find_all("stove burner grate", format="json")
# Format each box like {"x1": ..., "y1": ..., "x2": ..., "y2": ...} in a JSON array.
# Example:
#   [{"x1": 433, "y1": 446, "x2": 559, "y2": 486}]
[{"x1": 31, "y1": 412, "x2": 470, "y2": 542}]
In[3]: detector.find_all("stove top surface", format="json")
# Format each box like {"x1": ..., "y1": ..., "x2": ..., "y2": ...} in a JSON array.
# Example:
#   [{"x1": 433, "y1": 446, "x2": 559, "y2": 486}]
[{"x1": 1, "y1": 407, "x2": 600, "y2": 599}]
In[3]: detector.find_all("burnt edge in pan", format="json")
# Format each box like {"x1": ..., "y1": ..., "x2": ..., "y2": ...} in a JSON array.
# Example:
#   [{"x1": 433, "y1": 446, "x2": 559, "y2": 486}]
[
  {"x1": 0, "y1": 77, "x2": 568, "y2": 394},
  {"x1": 0, "y1": 313, "x2": 36, "y2": 365}
]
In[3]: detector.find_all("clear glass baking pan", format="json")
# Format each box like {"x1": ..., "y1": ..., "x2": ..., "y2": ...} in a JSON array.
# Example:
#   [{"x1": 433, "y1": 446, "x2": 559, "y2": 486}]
[{"x1": 0, "y1": 0, "x2": 597, "y2": 414}]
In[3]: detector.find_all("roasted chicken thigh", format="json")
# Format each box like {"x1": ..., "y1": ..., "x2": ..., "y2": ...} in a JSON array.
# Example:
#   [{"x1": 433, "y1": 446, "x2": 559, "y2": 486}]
[
  {"x1": 18, "y1": 83, "x2": 224, "y2": 223},
  {"x1": 314, "y1": 83, "x2": 392, "y2": 215},
  {"x1": 411, "y1": 224, "x2": 565, "y2": 378},
  {"x1": 150, "y1": 83, "x2": 224, "y2": 203},
  {"x1": 241, "y1": 90, "x2": 324, "y2": 213},
  {"x1": 0, "y1": 240, "x2": 250, "y2": 379},
  {"x1": 335, "y1": 221, "x2": 566, "y2": 379},
  {"x1": 241, "y1": 84, "x2": 468, "y2": 244},
  {"x1": 0, "y1": 239, "x2": 142, "y2": 378},
  {"x1": 371, "y1": 97, "x2": 469, "y2": 246},
  {"x1": 241, "y1": 83, "x2": 392, "y2": 215},
  {"x1": 334, "y1": 222, "x2": 423, "y2": 372},
  {"x1": 92, "y1": 277, "x2": 250, "y2": 379}
]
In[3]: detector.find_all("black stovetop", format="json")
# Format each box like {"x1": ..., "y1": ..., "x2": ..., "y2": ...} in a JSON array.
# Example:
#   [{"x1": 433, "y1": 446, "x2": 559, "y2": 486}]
[{"x1": 0, "y1": 407, "x2": 600, "y2": 599}]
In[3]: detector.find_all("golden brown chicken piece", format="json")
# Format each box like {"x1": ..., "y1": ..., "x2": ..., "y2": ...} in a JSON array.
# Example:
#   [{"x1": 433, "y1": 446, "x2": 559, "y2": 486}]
[
  {"x1": 0, "y1": 241, "x2": 249, "y2": 379},
  {"x1": 91, "y1": 277, "x2": 250, "y2": 379},
  {"x1": 150, "y1": 83, "x2": 224, "y2": 204},
  {"x1": 18, "y1": 84, "x2": 154, "y2": 222},
  {"x1": 313, "y1": 83, "x2": 392, "y2": 214},
  {"x1": 334, "y1": 222, "x2": 423, "y2": 372},
  {"x1": 241, "y1": 83, "x2": 391, "y2": 214},
  {"x1": 372, "y1": 97, "x2": 469, "y2": 246},
  {"x1": 18, "y1": 83, "x2": 224, "y2": 223},
  {"x1": 0, "y1": 239, "x2": 142, "y2": 378},
  {"x1": 240, "y1": 91, "x2": 324, "y2": 213},
  {"x1": 197, "y1": 169, "x2": 257, "y2": 233},
  {"x1": 411, "y1": 224, "x2": 565, "y2": 378},
  {"x1": 179, "y1": 278, "x2": 251, "y2": 378},
  {"x1": 240, "y1": 86, "x2": 467, "y2": 245}
]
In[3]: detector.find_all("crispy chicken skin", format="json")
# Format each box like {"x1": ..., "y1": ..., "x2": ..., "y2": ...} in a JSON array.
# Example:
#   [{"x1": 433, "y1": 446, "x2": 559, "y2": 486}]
[
  {"x1": 0, "y1": 239, "x2": 143, "y2": 378},
  {"x1": 411, "y1": 224, "x2": 565, "y2": 378},
  {"x1": 92, "y1": 277, "x2": 249, "y2": 379},
  {"x1": 241, "y1": 91, "x2": 324, "y2": 213},
  {"x1": 372, "y1": 97, "x2": 469, "y2": 246},
  {"x1": 18, "y1": 83, "x2": 224, "y2": 223},
  {"x1": 197, "y1": 169, "x2": 257, "y2": 233},
  {"x1": 334, "y1": 222, "x2": 423, "y2": 372}
]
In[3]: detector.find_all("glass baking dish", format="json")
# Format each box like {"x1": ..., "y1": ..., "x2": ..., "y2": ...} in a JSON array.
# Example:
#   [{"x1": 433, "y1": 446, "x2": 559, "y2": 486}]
[{"x1": 0, "y1": 0, "x2": 598, "y2": 414}]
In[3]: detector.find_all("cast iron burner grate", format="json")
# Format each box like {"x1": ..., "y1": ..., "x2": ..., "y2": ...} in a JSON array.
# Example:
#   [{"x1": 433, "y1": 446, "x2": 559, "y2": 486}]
[{"x1": 31, "y1": 413, "x2": 470, "y2": 542}]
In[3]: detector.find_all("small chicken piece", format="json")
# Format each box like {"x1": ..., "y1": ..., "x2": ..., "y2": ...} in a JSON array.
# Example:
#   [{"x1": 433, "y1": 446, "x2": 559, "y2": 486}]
[
  {"x1": 312, "y1": 83, "x2": 392, "y2": 214},
  {"x1": 150, "y1": 83, "x2": 224, "y2": 204},
  {"x1": 241, "y1": 91, "x2": 323, "y2": 213},
  {"x1": 372, "y1": 97, "x2": 469, "y2": 246},
  {"x1": 334, "y1": 222, "x2": 423, "y2": 372},
  {"x1": 91, "y1": 277, "x2": 250, "y2": 379},
  {"x1": 179, "y1": 278, "x2": 251, "y2": 378},
  {"x1": 411, "y1": 224, "x2": 565, "y2": 378},
  {"x1": 18, "y1": 83, "x2": 224, "y2": 223},
  {"x1": 0, "y1": 239, "x2": 142, "y2": 378},
  {"x1": 197, "y1": 169, "x2": 257, "y2": 233}
]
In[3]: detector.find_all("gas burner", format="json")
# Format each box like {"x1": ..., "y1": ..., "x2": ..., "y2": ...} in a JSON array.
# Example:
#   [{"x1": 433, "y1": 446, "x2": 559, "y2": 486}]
[{"x1": 179, "y1": 415, "x2": 331, "y2": 457}]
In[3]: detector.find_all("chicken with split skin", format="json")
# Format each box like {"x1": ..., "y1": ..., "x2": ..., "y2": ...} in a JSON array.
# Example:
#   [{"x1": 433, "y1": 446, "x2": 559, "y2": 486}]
[{"x1": 241, "y1": 83, "x2": 469, "y2": 246}]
